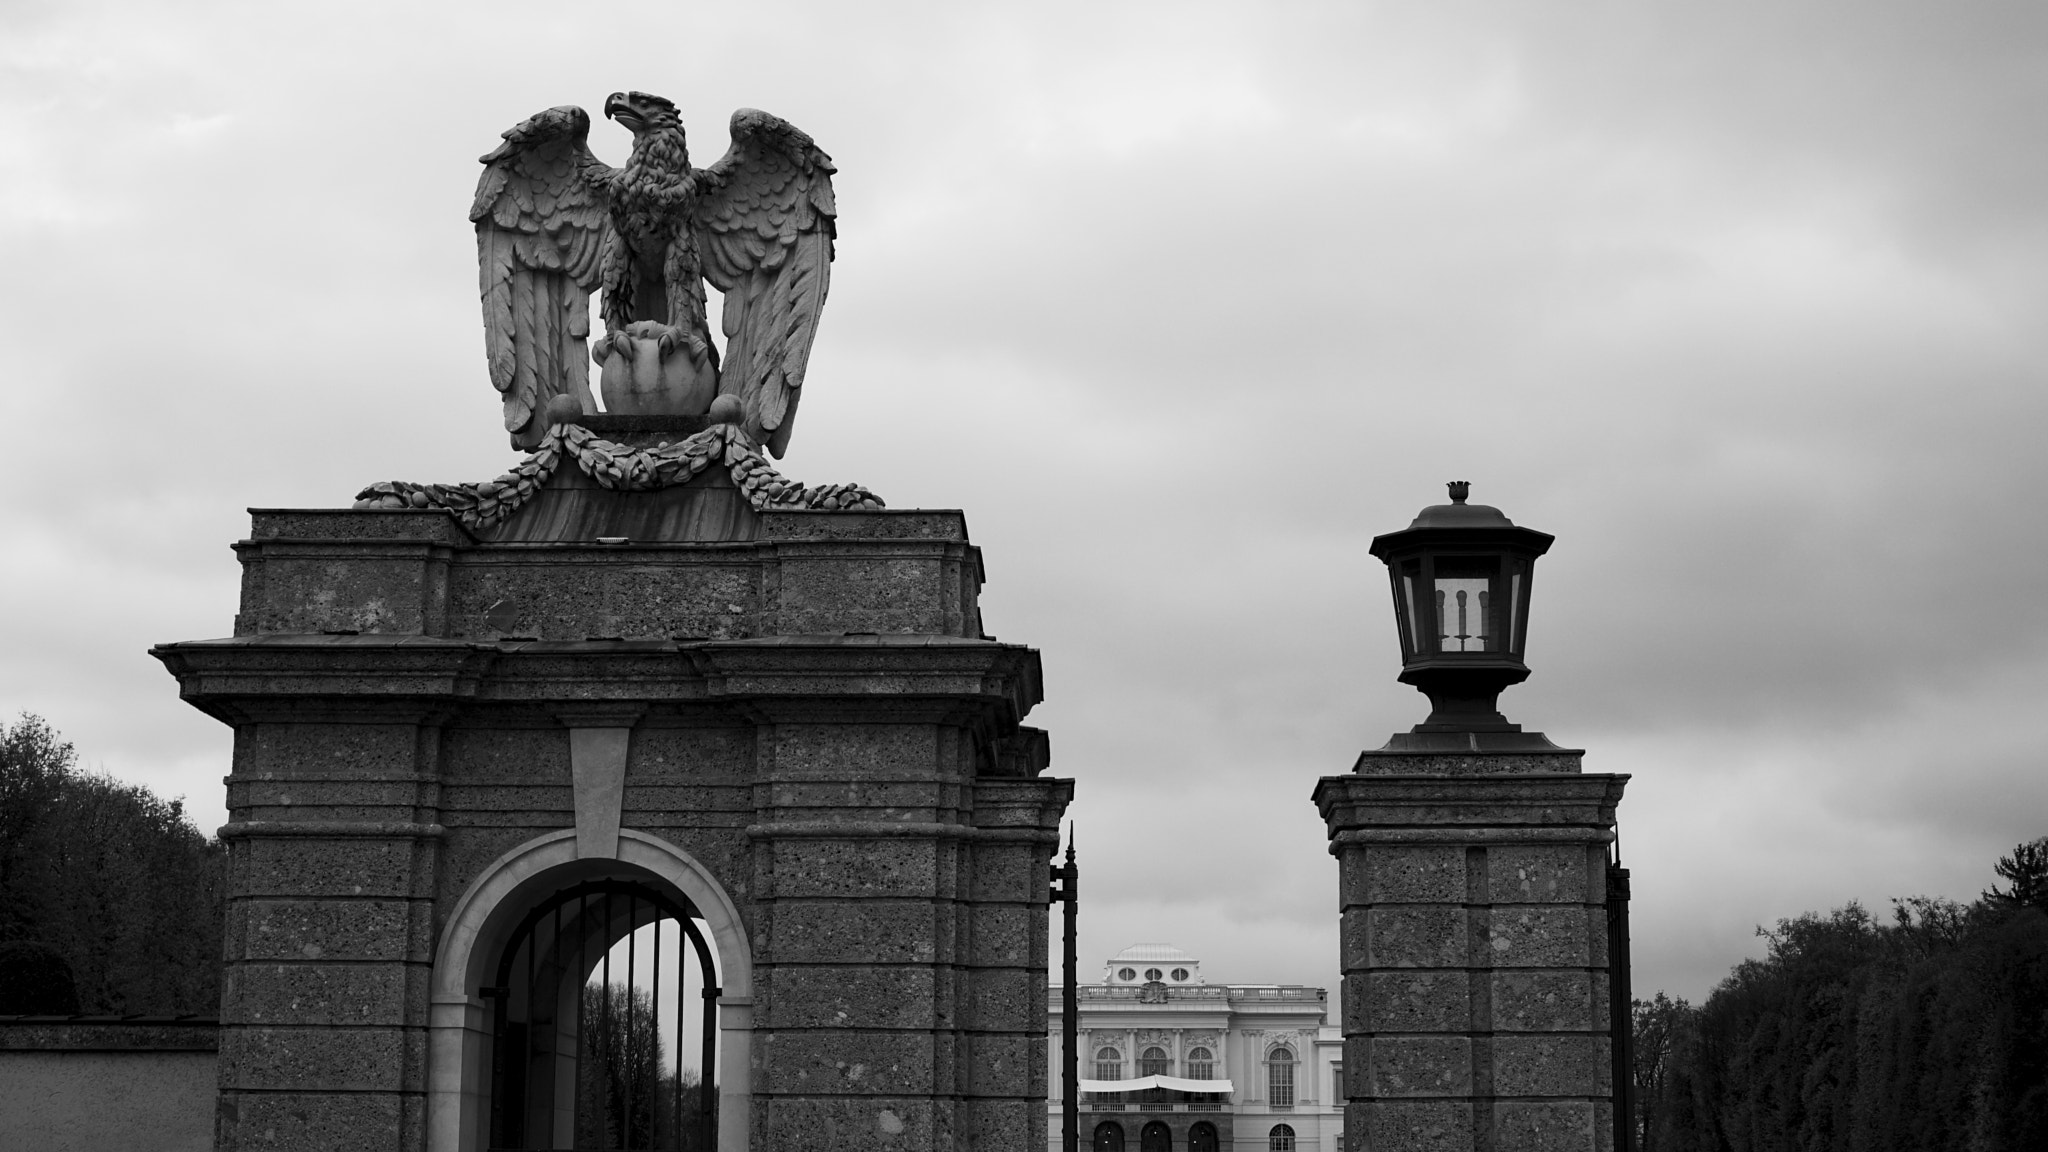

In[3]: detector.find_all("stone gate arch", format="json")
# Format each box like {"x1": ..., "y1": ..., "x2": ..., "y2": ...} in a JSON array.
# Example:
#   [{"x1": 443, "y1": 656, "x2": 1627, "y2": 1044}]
[{"x1": 426, "y1": 828, "x2": 753, "y2": 1151}]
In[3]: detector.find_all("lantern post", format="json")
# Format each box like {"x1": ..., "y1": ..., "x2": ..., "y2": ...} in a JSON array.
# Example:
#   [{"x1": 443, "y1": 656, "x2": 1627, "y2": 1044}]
[{"x1": 1315, "y1": 483, "x2": 1633, "y2": 1152}]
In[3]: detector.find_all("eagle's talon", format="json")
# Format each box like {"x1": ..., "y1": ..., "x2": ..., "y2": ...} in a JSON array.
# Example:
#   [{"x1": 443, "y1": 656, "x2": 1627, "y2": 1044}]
[{"x1": 655, "y1": 326, "x2": 711, "y2": 366}]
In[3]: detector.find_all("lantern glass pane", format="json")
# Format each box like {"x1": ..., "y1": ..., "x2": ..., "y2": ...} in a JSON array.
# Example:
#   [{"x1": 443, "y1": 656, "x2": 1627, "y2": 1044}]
[
  {"x1": 1432, "y1": 558, "x2": 1500, "y2": 654},
  {"x1": 1509, "y1": 571, "x2": 1523, "y2": 652},
  {"x1": 1401, "y1": 574, "x2": 1421, "y2": 654}
]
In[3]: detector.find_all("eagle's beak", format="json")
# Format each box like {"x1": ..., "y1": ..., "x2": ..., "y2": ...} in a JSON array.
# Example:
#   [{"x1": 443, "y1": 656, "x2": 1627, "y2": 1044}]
[{"x1": 603, "y1": 93, "x2": 630, "y2": 122}]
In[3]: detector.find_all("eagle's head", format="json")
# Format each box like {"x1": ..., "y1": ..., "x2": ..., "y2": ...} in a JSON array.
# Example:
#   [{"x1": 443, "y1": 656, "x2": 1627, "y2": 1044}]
[{"x1": 604, "y1": 91, "x2": 679, "y2": 136}]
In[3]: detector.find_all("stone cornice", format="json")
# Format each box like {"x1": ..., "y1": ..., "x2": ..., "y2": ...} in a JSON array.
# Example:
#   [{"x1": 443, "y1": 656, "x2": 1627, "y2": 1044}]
[
  {"x1": 1314, "y1": 772, "x2": 1628, "y2": 832},
  {"x1": 151, "y1": 634, "x2": 1043, "y2": 729}
]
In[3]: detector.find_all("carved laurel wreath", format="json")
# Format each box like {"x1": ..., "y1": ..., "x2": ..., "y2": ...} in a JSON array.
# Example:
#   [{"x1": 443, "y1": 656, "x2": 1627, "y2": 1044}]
[{"x1": 353, "y1": 423, "x2": 883, "y2": 531}]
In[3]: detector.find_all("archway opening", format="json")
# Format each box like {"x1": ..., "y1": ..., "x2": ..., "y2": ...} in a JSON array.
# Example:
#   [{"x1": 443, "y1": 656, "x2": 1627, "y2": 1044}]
[{"x1": 484, "y1": 878, "x2": 720, "y2": 1150}]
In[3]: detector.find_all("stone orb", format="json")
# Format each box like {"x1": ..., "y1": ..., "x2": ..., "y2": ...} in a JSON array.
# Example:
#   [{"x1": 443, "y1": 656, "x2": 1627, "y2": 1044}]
[{"x1": 598, "y1": 320, "x2": 718, "y2": 416}]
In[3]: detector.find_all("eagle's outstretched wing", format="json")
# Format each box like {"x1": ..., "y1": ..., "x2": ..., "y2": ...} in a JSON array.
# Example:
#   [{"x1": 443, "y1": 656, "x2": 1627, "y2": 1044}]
[
  {"x1": 693, "y1": 109, "x2": 836, "y2": 458},
  {"x1": 473, "y1": 106, "x2": 612, "y2": 449}
]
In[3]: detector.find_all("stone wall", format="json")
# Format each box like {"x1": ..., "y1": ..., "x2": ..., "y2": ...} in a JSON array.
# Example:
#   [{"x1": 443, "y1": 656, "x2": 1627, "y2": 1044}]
[{"x1": 0, "y1": 1017, "x2": 219, "y2": 1152}]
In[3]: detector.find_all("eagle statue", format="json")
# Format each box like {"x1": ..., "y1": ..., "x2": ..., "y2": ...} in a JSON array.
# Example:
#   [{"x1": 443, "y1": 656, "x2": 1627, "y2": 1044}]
[{"x1": 472, "y1": 92, "x2": 836, "y2": 456}]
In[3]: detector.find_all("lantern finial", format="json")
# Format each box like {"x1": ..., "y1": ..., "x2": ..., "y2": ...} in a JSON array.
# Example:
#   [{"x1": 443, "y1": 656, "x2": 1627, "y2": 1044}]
[{"x1": 1447, "y1": 481, "x2": 1470, "y2": 504}]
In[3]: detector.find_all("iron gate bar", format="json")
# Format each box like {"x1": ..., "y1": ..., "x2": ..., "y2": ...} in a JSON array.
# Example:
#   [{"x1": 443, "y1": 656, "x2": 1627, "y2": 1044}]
[
  {"x1": 685, "y1": 916, "x2": 719, "y2": 1152},
  {"x1": 624, "y1": 892, "x2": 635, "y2": 1150},
  {"x1": 651, "y1": 905, "x2": 662, "y2": 1150},
  {"x1": 486, "y1": 880, "x2": 716, "y2": 1150},
  {"x1": 672, "y1": 920, "x2": 683, "y2": 1152},
  {"x1": 1607, "y1": 847, "x2": 1636, "y2": 1152},
  {"x1": 601, "y1": 886, "x2": 612, "y2": 1150}
]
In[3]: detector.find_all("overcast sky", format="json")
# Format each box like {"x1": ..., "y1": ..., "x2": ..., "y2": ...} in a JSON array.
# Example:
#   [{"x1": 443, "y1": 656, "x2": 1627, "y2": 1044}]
[{"x1": 4, "y1": 0, "x2": 2046, "y2": 1005}]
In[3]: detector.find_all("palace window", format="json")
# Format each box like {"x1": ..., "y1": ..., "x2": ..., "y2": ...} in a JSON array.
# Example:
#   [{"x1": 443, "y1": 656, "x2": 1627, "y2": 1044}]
[
  {"x1": 1170, "y1": 967, "x2": 1190, "y2": 981},
  {"x1": 1268, "y1": 1046, "x2": 1296, "y2": 1107},
  {"x1": 1143, "y1": 967, "x2": 1163, "y2": 981},
  {"x1": 1138, "y1": 1046, "x2": 1170, "y2": 1077},
  {"x1": 1094, "y1": 1046, "x2": 1124, "y2": 1081},
  {"x1": 1269, "y1": 1123, "x2": 1296, "y2": 1151},
  {"x1": 1185, "y1": 1046, "x2": 1214, "y2": 1080},
  {"x1": 1117, "y1": 967, "x2": 1137, "y2": 982}
]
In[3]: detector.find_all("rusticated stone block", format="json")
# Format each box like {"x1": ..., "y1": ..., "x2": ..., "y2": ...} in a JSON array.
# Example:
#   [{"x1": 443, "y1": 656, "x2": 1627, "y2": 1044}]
[
  {"x1": 237, "y1": 839, "x2": 424, "y2": 899},
  {"x1": 1494, "y1": 1100, "x2": 1600, "y2": 1152},
  {"x1": 1494, "y1": 1035, "x2": 1608, "y2": 1097},
  {"x1": 767, "y1": 779, "x2": 957, "y2": 820},
  {"x1": 758, "y1": 1096, "x2": 934, "y2": 1150},
  {"x1": 771, "y1": 724, "x2": 942, "y2": 779},
  {"x1": 964, "y1": 1032, "x2": 1033, "y2": 1094},
  {"x1": 626, "y1": 724, "x2": 754, "y2": 780},
  {"x1": 1366, "y1": 906, "x2": 1468, "y2": 968},
  {"x1": 967, "y1": 904, "x2": 1034, "y2": 966},
  {"x1": 451, "y1": 554, "x2": 764, "y2": 641},
  {"x1": 756, "y1": 1030, "x2": 936, "y2": 1095},
  {"x1": 1361, "y1": 1099, "x2": 1475, "y2": 1151},
  {"x1": 235, "y1": 547, "x2": 449, "y2": 636},
  {"x1": 240, "y1": 899, "x2": 422, "y2": 962},
  {"x1": 1025, "y1": 1033, "x2": 1048, "y2": 1097},
  {"x1": 1354, "y1": 970, "x2": 1471, "y2": 1033},
  {"x1": 1368, "y1": 1036, "x2": 1472, "y2": 1096},
  {"x1": 1488, "y1": 905, "x2": 1592, "y2": 968},
  {"x1": 767, "y1": 901, "x2": 941, "y2": 964},
  {"x1": 439, "y1": 725, "x2": 572, "y2": 783},
  {"x1": 1343, "y1": 843, "x2": 1466, "y2": 904},
  {"x1": 966, "y1": 1099, "x2": 1041, "y2": 1150},
  {"x1": 965, "y1": 967, "x2": 1036, "y2": 1030},
  {"x1": 235, "y1": 723, "x2": 426, "y2": 781},
  {"x1": 228, "y1": 778, "x2": 429, "y2": 823},
  {"x1": 760, "y1": 965, "x2": 937, "y2": 1029},
  {"x1": 968, "y1": 842, "x2": 1042, "y2": 903},
  {"x1": 769, "y1": 839, "x2": 938, "y2": 898},
  {"x1": 218, "y1": 1026, "x2": 422, "y2": 1091},
  {"x1": 1493, "y1": 971, "x2": 1594, "y2": 1032},
  {"x1": 224, "y1": 962, "x2": 422, "y2": 1026},
  {"x1": 1488, "y1": 845, "x2": 1597, "y2": 904},
  {"x1": 218, "y1": 1090, "x2": 413, "y2": 1152},
  {"x1": 774, "y1": 551, "x2": 969, "y2": 637}
]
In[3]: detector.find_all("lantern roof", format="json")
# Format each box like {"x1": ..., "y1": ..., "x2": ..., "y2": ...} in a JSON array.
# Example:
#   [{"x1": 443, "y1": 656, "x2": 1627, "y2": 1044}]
[{"x1": 1370, "y1": 482, "x2": 1553, "y2": 558}]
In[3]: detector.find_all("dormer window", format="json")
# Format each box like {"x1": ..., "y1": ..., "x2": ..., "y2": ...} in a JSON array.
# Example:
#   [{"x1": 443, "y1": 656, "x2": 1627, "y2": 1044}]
[
  {"x1": 1143, "y1": 967, "x2": 1163, "y2": 981},
  {"x1": 1170, "y1": 967, "x2": 1189, "y2": 981},
  {"x1": 1117, "y1": 967, "x2": 1137, "y2": 982}
]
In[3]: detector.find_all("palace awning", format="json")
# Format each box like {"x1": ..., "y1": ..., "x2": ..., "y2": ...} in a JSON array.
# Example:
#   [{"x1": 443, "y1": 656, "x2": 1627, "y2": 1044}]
[{"x1": 1077, "y1": 1075, "x2": 1234, "y2": 1094}]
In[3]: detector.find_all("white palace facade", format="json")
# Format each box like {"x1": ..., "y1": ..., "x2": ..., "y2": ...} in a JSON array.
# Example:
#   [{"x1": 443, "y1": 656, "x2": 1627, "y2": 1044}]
[{"x1": 1048, "y1": 944, "x2": 1343, "y2": 1152}]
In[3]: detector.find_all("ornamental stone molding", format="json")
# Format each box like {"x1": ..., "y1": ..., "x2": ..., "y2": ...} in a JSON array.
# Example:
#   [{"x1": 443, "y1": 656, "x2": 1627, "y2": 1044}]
[{"x1": 355, "y1": 420, "x2": 881, "y2": 533}]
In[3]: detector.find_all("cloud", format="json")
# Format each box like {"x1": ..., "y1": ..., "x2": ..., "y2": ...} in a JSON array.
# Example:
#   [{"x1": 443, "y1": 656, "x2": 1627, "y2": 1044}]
[{"x1": 0, "y1": 0, "x2": 2043, "y2": 1002}]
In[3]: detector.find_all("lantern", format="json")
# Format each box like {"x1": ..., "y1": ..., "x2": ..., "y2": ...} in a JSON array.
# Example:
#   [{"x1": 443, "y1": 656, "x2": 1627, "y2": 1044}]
[{"x1": 1369, "y1": 482, "x2": 1555, "y2": 743}]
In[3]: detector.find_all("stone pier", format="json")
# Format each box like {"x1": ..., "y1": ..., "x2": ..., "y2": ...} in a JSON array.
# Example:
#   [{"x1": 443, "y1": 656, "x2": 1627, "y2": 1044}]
[
  {"x1": 155, "y1": 419, "x2": 1070, "y2": 1151},
  {"x1": 1314, "y1": 749, "x2": 1627, "y2": 1152}
]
